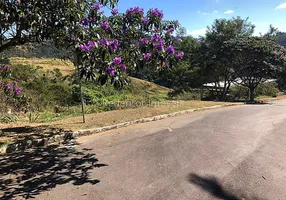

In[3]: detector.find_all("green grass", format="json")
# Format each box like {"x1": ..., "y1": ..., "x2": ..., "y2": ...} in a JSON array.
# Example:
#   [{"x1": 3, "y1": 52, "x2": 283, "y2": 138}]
[{"x1": 2, "y1": 57, "x2": 171, "y2": 123}]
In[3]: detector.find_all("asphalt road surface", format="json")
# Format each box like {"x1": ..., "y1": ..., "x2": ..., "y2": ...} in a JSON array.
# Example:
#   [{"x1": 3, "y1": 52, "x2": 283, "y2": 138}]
[{"x1": 2, "y1": 100, "x2": 286, "y2": 200}]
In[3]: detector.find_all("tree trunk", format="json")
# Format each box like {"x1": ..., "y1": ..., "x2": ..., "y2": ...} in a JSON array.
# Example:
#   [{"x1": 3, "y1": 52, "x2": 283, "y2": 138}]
[
  {"x1": 74, "y1": 52, "x2": 86, "y2": 123},
  {"x1": 79, "y1": 75, "x2": 86, "y2": 123},
  {"x1": 200, "y1": 87, "x2": 204, "y2": 100},
  {"x1": 249, "y1": 87, "x2": 255, "y2": 102}
]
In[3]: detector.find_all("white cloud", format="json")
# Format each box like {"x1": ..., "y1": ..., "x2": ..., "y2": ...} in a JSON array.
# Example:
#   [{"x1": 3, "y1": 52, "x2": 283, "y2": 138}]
[
  {"x1": 187, "y1": 29, "x2": 206, "y2": 37},
  {"x1": 213, "y1": 10, "x2": 218, "y2": 13},
  {"x1": 276, "y1": 3, "x2": 286, "y2": 9},
  {"x1": 197, "y1": 11, "x2": 207, "y2": 15},
  {"x1": 224, "y1": 10, "x2": 234, "y2": 14},
  {"x1": 216, "y1": 0, "x2": 220, "y2": 3}
]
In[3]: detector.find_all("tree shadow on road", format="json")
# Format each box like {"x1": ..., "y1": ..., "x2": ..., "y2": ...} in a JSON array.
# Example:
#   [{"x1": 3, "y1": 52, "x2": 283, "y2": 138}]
[
  {"x1": 188, "y1": 173, "x2": 265, "y2": 200},
  {"x1": 1, "y1": 126, "x2": 73, "y2": 144},
  {"x1": 188, "y1": 173, "x2": 240, "y2": 200},
  {"x1": 0, "y1": 142, "x2": 107, "y2": 200}
]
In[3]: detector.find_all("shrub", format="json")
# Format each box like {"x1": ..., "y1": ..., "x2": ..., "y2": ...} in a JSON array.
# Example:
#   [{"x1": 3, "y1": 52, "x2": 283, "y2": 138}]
[
  {"x1": 255, "y1": 82, "x2": 279, "y2": 97},
  {"x1": 72, "y1": 85, "x2": 94, "y2": 105},
  {"x1": 229, "y1": 85, "x2": 249, "y2": 100},
  {"x1": 49, "y1": 83, "x2": 73, "y2": 106},
  {"x1": 9, "y1": 64, "x2": 75, "y2": 111},
  {"x1": 229, "y1": 82, "x2": 279, "y2": 101}
]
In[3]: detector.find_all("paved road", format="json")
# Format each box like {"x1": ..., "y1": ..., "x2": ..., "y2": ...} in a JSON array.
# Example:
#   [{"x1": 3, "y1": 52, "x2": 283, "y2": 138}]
[{"x1": 2, "y1": 100, "x2": 286, "y2": 200}]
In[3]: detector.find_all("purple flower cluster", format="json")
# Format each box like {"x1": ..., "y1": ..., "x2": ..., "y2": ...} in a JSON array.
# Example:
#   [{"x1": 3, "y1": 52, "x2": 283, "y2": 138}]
[
  {"x1": 80, "y1": 18, "x2": 89, "y2": 26},
  {"x1": 1, "y1": 81, "x2": 21, "y2": 96},
  {"x1": 154, "y1": 39, "x2": 165, "y2": 51},
  {"x1": 15, "y1": 87, "x2": 21, "y2": 96},
  {"x1": 176, "y1": 52, "x2": 184, "y2": 60},
  {"x1": 88, "y1": 41, "x2": 96, "y2": 47},
  {"x1": 141, "y1": 17, "x2": 148, "y2": 24},
  {"x1": 151, "y1": 34, "x2": 160, "y2": 42},
  {"x1": 100, "y1": 21, "x2": 109, "y2": 32},
  {"x1": 119, "y1": 64, "x2": 127, "y2": 71},
  {"x1": 97, "y1": 38, "x2": 119, "y2": 51},
  {"x1": 126, "y1": 7, "x2": 144, "y2": 15},
  {"x1": 167, "y1": 28, "x2": 174, "y2": 35},
  {"x1": 109, "y1": 39, "x2": 119, "y2": 51},
  {"x1": 6, "y1": 82, "x2": 13, "y2": 91},
  {"x1": 151, "y1": 8, "x2": 164, "y2": 18},
  {"x1": 106, "y1": 67, "x2": 115, "y2": 76},
  {"x1": 91, "y1": 3, "x2": 101, "y2": 11},
  {"x1": 113, "y1": 57, "x2": 122, "y2": 65},
  {"x1": 143, "y1": 53, "x2": 152, "y2": 61},
  {"x1": 79, "y1": 40, "x2": 96, "y2": 52},
  {"x1": 0, "y1": 65, "x2": 11, "y2": 71},
  {"x1": 166, "y1": 45, "x2": 175, "y2": 54},
  {"x1": 111, "y1": 9, "x2": 119, "y2": 15},
  {"x1": 139, "y1": 38, "x2": 149, "y2": 45},
  {"x1": 107, "y1": 57, "x2": 127, "y2": 74},
  {"x1": 79, "y1": 44, "x2": 90, "y2": 52},
  {"x1": 106, "y1": 62, "x2": 127, "y2": 75},
  {"x1": 98, "y1": 38, "x2": 109, "y2": 46}
]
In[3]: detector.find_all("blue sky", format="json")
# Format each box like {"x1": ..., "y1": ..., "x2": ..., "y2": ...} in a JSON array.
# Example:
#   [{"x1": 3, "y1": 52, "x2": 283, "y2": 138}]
[{"x1": 114, "y1": 0, "x2": 286, "y2": 37}]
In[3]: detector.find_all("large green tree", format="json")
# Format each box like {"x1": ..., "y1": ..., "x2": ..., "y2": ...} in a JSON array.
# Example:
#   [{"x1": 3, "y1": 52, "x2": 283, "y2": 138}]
[
  {"x1": 197, "y1": 17, "x2": 255, "y2": 100},
  {"x1": 224, "y1": 36, "x2": 286, "y2": 101}
]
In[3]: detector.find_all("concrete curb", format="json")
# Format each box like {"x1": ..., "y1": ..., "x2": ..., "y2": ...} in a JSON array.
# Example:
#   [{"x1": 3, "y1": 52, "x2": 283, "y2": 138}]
[{"x1": 0, "y1": 103, "x2": 243, "y2": 154}]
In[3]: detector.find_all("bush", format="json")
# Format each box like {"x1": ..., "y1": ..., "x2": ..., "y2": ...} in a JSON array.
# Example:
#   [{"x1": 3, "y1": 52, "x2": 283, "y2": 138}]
[
  {"x1": 72, "y1": 85, "x2": 95, "y2": 105},
  {"x1": 229, "y1": 85, "x2": 249, "y2": 100},
  {"x1": 8, "y1": 64, "x2": 75, "y2": 111},
  {"x1": 255, "y1": 82, "x2": 279, "y2": 97},
  {"x1": 24, "y1": 79, "x2": 74, "y2": 111},
  {"x1": 229, "y1": 82, "x2": 279, "y2": 101},
  {"x1": 49, "y1": 83, "x2": 74, "y2": 106}
]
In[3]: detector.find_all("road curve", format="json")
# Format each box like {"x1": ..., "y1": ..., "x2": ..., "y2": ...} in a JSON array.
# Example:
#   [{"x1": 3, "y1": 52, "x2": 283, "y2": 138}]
[{"x1": 3, "y1": 100, "x2": 286, "y2": 200}]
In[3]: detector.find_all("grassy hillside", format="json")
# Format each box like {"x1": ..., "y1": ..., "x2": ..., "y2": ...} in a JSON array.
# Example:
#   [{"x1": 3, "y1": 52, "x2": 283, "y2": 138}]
[
  {"x1": 1, "y1": 57, "x2": 171, "y2": 123},
  {"x1": 9, "y1": 57, "x2": 169, "y2": 94}
]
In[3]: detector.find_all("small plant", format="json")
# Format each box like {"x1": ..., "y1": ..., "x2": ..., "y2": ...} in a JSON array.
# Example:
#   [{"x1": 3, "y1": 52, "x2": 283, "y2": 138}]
[
  {"x1": 28, "y1": 112, "x2": 40, "y2": 123},
  {"x1": 0, "y1": 114, "x2": 20, "y2": 123}
]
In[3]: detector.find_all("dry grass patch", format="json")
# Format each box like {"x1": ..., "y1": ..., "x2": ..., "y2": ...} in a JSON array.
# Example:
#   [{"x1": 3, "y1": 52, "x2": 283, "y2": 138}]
[
  {"x1": 256, "y1": 95, "x2": 286, "y2": 102},
  {"x1": 51, "y1": 100, "x2": 227, "y2": 130},
  {"x1": 10, "y1": 57, "x2": 75, "y2": 75}
]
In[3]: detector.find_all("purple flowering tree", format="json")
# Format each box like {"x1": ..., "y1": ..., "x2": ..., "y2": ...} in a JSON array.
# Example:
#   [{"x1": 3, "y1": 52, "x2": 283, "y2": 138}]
[
  {"x1": 0, "y1": 65, "x2": 25, "y2": 112},
  {"x1": 59, "y1": 3, "x2": 184, "y2": 123},
  {"x1": 0, "y1": 0, "x2": 119, "y2": 115}
]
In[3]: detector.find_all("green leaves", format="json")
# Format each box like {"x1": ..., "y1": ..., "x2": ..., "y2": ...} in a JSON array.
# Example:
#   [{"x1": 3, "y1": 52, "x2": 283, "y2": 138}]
[
  {"x1": 0, "y1": 0, "x2": 119, "y2": 53},
  {"x1": 223, "y1": 36, "x2": 286, "y2": 91}
]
